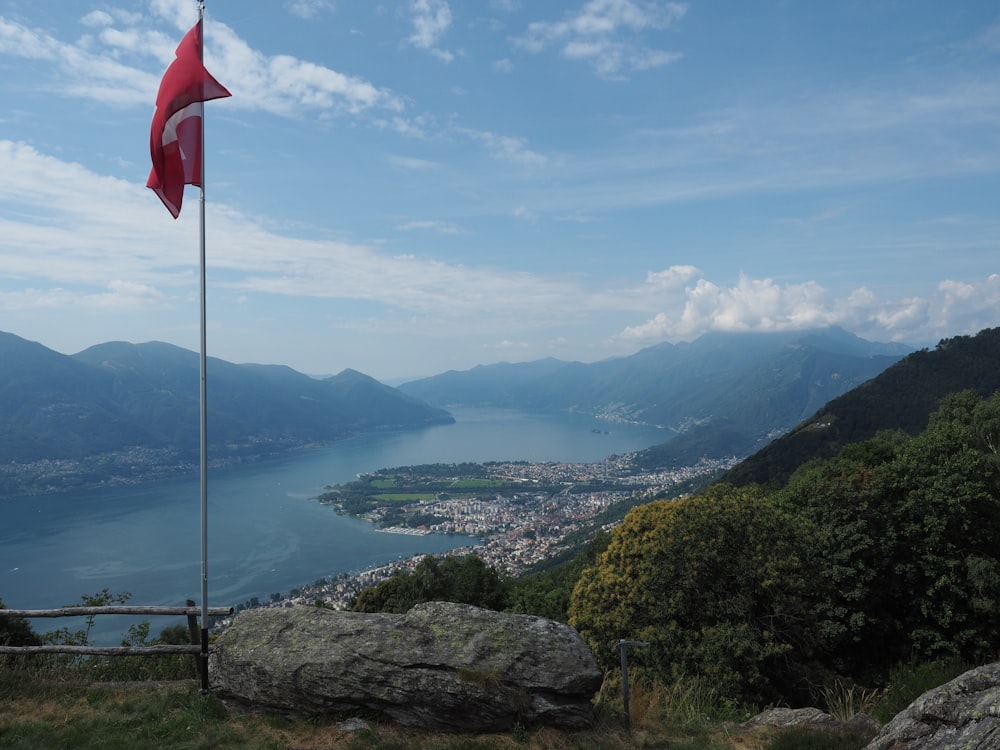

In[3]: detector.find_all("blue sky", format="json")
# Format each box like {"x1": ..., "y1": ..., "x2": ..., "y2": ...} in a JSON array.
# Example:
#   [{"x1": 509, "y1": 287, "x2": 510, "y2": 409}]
[{"x1": 1, "y1": 0, "x2": 998, "y2": 381}]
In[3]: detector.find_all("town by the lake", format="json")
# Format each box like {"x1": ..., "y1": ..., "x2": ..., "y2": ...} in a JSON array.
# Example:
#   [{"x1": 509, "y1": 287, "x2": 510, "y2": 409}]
[{"x1": 220, "y1": 453, "x2": 739, "y2": 622}]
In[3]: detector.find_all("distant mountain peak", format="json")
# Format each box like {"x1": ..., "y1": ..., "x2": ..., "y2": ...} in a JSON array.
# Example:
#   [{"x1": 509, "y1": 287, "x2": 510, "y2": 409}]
[{"x1": 0, "y1": 334, "x2": 453, "y2": 490}]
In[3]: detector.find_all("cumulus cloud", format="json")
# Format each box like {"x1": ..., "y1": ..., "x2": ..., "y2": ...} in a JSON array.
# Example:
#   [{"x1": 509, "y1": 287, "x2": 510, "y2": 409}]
[
  {"x1": 515, "y1": 0, "x2": 686, "y2": 78},
  {"x1": 615, "y1": 271, "x2": 1000, "y2": 346}
]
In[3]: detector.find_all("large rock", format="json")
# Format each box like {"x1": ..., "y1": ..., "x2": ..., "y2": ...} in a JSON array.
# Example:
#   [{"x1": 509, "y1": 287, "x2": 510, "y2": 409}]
[
  {"x1": 209, "y1": 601, "x2": 603, "y2": 731},
  {"x1": 866, "y1": 663, "x2": 1000, "y2": 750}
]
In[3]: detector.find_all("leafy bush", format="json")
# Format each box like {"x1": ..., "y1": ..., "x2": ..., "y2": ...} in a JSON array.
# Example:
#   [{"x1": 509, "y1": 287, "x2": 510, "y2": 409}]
[
  {"x1": 351, "y1": 554, "x2": 511, "y2": 613},
  {"x1": 0, "y1": 597, "x2": 40, "y2": 646},
  {"x1": 569, "y1": 485, "x2": 829, "y2": 706}
]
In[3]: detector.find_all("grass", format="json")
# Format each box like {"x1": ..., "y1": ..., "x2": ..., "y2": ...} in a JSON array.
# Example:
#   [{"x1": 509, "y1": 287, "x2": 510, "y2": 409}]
[
  {"x1": 819, "y1": 678, "x2": 882, "y2": 722},
  {"x1": 20, "y1": 651, "x2": 973, "y2": 750},
  {"x1": 0, "y1": 666, "x2": 880, "y2": 750}
]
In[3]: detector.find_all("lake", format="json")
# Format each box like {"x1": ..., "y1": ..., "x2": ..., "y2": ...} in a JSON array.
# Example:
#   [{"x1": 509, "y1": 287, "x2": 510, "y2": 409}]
[{"x1": 0, "y1": 407, "x2": 668, "y2": 641}]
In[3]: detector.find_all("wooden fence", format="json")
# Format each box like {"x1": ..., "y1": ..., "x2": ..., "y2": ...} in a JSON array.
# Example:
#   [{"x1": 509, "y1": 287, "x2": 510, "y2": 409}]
[{"x1": 0, "y1": 601, "x2": 233, "y2": 689}]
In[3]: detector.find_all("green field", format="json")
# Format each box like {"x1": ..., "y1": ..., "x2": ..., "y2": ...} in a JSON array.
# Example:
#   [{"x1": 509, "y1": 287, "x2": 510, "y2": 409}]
[
  {"x1": 450, "y1": 478, "x2": 503, "y2": 489},
  {"x1": 372, "y1": 493, "x2": 436, "y2": 502}
]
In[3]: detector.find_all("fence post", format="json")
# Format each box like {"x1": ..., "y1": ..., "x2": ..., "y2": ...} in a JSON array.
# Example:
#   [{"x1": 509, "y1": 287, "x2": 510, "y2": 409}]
[
  {"x1": 185, "y1": 599, "x2": 202, "y2": 683},
  {"x1": 615, "y1": 639, "x2": 649, "y2": 731}
]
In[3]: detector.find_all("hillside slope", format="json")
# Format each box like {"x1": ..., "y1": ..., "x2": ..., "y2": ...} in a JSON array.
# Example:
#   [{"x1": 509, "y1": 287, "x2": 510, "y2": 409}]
[
  {"x1": 722, "y1": 327, "x2": 1000, "y2": 488},
  {"x1": 401, "y1": 327, "x2": 910, "y2": 466}
]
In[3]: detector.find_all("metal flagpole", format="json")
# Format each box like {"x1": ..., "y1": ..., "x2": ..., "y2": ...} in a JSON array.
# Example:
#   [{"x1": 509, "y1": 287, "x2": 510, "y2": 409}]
[{"x1": 197, "y1": 0, "x2": 210, "y2": 693}]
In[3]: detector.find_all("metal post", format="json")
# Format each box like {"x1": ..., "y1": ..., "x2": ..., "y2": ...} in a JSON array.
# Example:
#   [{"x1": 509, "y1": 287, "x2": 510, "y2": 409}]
[
  {"x1": 615, "y1": 639, "x2": 649, "y2": 730},
  {"x1": 197, "y1": 0, "x2": 210, "y2": 694}
]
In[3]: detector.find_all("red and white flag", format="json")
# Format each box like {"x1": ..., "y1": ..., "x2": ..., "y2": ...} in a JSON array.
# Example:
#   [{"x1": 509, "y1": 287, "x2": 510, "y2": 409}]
[{"x1": 147, "y1": 20, "x2": 231, "y2": 218}]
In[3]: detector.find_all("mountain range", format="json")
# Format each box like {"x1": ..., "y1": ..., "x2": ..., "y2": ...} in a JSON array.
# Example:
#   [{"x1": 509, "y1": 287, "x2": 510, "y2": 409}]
[
  {"x1": 0, "y1": 326, "x2": 914, "y2": 494},
  {"x1": 0, "y1": 332, "x2": 452, "y2": 491},
  {"x1": 399, "y1": 327, "x2": 911, "y2": 466}
]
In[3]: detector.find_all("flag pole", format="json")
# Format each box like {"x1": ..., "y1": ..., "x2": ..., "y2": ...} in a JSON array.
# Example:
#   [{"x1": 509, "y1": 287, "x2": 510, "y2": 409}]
[
  {"x1": 147, "y1": 0, "x2": 230, "y2": 691},
  {"x1": 197, "y1": 0, "x2": 210, "y2": 693}
]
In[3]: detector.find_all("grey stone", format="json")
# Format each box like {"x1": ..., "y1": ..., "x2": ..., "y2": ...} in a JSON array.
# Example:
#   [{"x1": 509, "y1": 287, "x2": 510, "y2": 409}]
[
  {"x1": 335, "y1": 717, "x2": 371, "y2": 732},
  {"x1": 742, "y1": 706, "x2": 879, "y2": 736},
  {"x1": 744, "y1": 707, "x2": 838, "y2": 727},
  {"x1": 209, "y1": 601, "x2": 603, "y2": 732},
  {"x1": 866, "y1": 663, "x2": 1000, "y2": 750}
]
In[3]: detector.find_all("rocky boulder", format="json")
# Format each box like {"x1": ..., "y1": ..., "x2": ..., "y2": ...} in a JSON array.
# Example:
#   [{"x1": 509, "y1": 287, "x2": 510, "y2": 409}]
[
  {"x1": 209, "y1": 601, "x2": 603, "y2": 731},
  {"x1": 866, "y1": 663, "x2": 1000, "y2": 749}
]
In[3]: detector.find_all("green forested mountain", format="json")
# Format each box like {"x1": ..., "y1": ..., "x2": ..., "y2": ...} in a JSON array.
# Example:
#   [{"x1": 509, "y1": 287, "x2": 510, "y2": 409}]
[
  {"x1": 723, "y1": 326, "x2": 1000, "y2": 488},
  {"x1": 0, "y1": 333, "x2": 453, "y2": 470}
]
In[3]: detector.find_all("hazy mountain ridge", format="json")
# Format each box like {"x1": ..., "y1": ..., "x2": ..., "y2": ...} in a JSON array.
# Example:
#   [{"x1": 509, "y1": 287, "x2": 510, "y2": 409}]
[
  {"x1": 722, "y1": 326, "x2": 1000, "y2": 488},
  {"x1": 0, "y1": 327, "x2": 918, "y2": 495},
  {"x1": 0, "y1": 332, "x2": 454, "y2": 473},
  {"x1": 400, "y1": 327, "x2": 911, "y2": 464}
]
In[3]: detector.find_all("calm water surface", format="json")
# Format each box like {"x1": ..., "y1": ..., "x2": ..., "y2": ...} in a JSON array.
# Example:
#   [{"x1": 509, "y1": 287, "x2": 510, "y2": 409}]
[{"x1": 0, "y1": 407, "x2": 667, "y2": 640}]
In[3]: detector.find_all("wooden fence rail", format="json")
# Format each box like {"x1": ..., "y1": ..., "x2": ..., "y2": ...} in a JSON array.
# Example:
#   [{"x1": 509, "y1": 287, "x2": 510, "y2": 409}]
[
  {"x1": 0, "y1": 644, "x2": 205, "y2": 656},
  {"x1": 0, "y1": 606, "x2": 233, "y2": 619},
  {"x1": 0, "y1": 602, "x2": 233, "y2": 690}
]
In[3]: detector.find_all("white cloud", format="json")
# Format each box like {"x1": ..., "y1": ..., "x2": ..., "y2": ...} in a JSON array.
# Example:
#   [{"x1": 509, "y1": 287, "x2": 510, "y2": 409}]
[
  {"x1": 81, "y1": 11, "x2": 114, "y2": 28},
  {"x1": 493, "y1": 57, "x2": 513, "y2": 72},
  {"x1": 0, "y1": 12, "x2": 402, "y2": 117},
  {"x1": 286, "y1": 0, "x2": 336, "y2": 20},
  {"x1": 210, "y1": 27, "x2": 403, "y2": 116},
  {"x1": 0, "y1": 140, "x2": 577, "y2": 330},
  {"x1": 0, "y1": 17, "x2": 68, "y2": 62},
  {"x1": 0, "y1": 140, "x2": 996, "y2": 371},
  {"x1": 397, "y1": 219, "x2": 466, "y2": 235},
  {"x1": 516, "y1": 0, "x2": 686, "y2": 77},
  {"x1": 614, "y1": 272, "x2": 1000, "y2": 346},
  {"x1": 644, "y1": 265, "x2": 700, "y2": 289},
  {"x1": 149, "y1": 0, "x2": 199, "y2": 31},
  {"x1": 387, "y1": 154, "x2": 441, "y2": 170},
  {"x1": 457, "y1": 127, "x2": 547, "y2": 165},
  {"x1": 408, "y1": 0, "x2": 454, "y2": 62}
]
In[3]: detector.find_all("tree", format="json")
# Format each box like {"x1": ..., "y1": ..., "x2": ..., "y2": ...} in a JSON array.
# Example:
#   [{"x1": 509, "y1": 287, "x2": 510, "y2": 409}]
[
  {"x1": 0, "y1": 597, "x2": 40, "y2": 647},
  {"x1": 351, "y1": 554, "x2": 511, "y2": 613},
  {"x1": 778, "y1": 391, "x2": 1000, "y2": 678},
  {"x1": 775, "y1": 431, "x2": 909, "y2": 679},
  {"x1": 569, "y1": 485, "x2": 826, "y2": 706},
  {"x1": 878, "y1": 390, "x2": 1000, "y2": 661}
]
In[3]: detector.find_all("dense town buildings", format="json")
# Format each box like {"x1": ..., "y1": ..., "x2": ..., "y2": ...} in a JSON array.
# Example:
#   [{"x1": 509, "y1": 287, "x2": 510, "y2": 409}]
[{"x1": 221, "y1": 455, "x2": 738, "y2": 622}]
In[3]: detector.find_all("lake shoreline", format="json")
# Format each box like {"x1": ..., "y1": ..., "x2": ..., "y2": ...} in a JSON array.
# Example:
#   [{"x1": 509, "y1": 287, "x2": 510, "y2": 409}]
[{"x1": 1, "y1": 407, "x2": 672, "y2": 643}]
